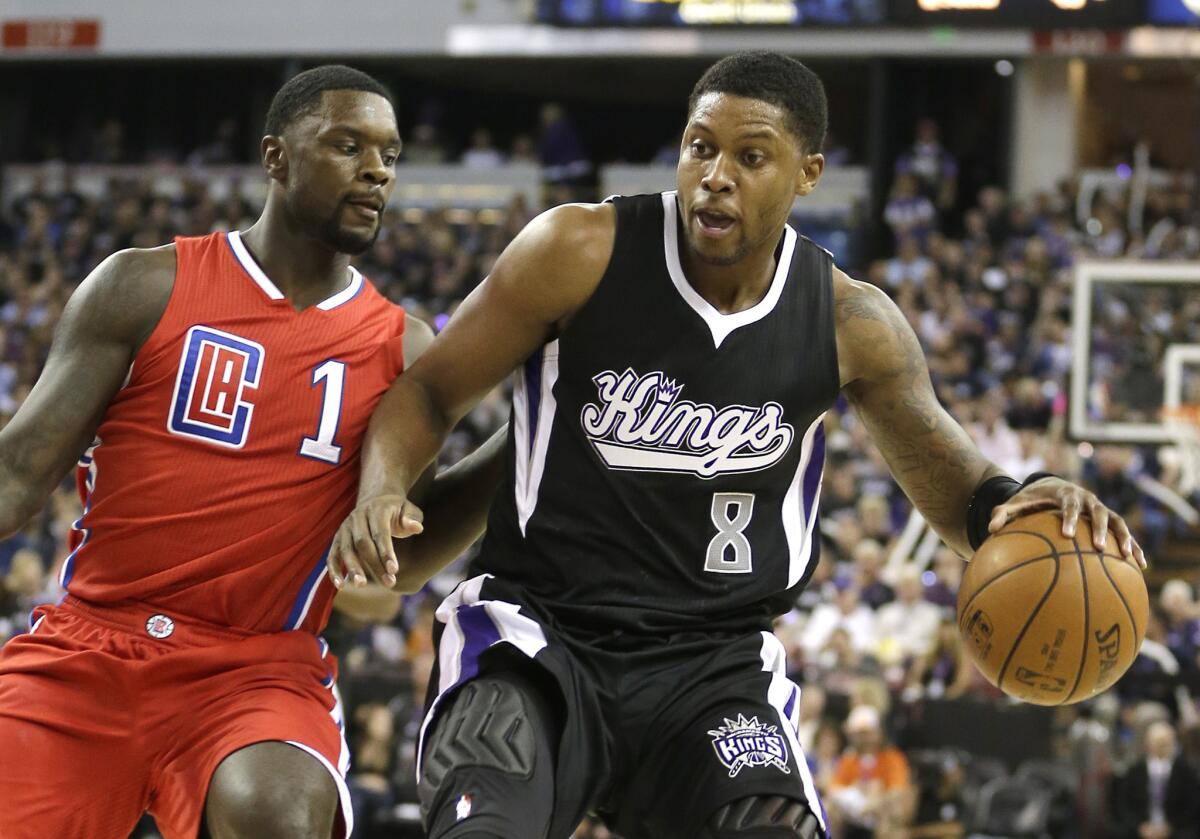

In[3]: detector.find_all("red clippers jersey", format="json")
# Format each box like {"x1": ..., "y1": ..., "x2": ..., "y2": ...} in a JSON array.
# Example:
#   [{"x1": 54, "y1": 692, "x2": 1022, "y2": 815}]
[{"x1": 62, "y1": 231, "x2": 406, "y2": 633}]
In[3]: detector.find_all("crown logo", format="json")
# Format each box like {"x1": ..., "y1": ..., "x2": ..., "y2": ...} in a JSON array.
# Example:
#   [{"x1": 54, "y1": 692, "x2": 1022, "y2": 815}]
[{"x1": 656, "y1": 377, "x2": 682, "y2": 403}]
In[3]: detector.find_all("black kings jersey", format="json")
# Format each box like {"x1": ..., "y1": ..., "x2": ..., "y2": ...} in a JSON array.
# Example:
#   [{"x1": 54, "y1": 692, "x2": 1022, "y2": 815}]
[{"x1": 474, "y1": 191, "x2": 840, "y2": 638}]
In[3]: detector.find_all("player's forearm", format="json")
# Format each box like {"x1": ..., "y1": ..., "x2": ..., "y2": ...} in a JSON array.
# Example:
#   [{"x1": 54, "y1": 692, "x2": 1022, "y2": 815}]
[
  {"x1": 0, "y1": 445, "x2": 60, "y2": 539},
  {"x1": 358, "y1": 374, "x2": 456, "y2": 503},
  {"x1": 392, "y1": 426, "x2": 506, "y2": 592},
  {"x1": 852, "y1": 389, "x2": 1002, "y2": 556},
  {"x1": 332, "y1": 583, "x2": 403, "y2": 623}
]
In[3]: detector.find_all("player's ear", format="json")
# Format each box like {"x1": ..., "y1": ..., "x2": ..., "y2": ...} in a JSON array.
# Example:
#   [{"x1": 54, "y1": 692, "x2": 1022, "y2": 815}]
[
  {"x1": 794, "y1": 150, "x2": 825, "y2": 198},
  {"x1": 261, "y1": 134, "x2": 288, "y2": 183}
]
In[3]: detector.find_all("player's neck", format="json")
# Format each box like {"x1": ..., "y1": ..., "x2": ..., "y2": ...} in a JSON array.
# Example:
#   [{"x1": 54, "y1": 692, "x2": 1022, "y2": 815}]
[
  {"x1": 678, "y1": 236, "x2": 779, "y2": 316},
  {"x1": 239, "y1": 208, "x2": 352, "y2": 311}
]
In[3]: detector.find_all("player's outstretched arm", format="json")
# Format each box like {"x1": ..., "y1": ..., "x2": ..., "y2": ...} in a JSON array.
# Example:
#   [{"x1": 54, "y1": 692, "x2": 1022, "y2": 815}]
[
  {"x1": 391, "y1": 425, "x2": 507, "y2": 593},
  {"x1": 0, "y1": 247, "x2": 173, "y2": 538},
  {"x1": 328, "y1": 203, "x2": 615, "y2": 588},
  {"x1": 834, "y1": 270, "x2": 1144, "y2": 566}
]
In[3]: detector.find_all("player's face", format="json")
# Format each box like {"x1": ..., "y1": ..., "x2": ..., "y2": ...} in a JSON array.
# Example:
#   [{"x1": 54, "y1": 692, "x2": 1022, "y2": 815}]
[
  {"x1": 283, "y1": 90, "x2": 401, "y2": 255},
  {"x1": 676, "y1": 93, "x2": 822, "y2": 266}
]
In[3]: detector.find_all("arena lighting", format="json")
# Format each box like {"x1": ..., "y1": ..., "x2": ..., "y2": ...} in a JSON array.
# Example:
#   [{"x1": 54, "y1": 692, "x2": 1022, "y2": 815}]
[{"x1": 917, "y1": 0, "x2": 1107, "y2": 8}]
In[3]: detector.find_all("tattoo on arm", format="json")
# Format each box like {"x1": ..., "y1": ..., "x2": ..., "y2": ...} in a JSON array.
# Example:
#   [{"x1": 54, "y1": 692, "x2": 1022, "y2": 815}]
[{"x1": 838, "y1": 285, "x2": 1000, "y2": 554}]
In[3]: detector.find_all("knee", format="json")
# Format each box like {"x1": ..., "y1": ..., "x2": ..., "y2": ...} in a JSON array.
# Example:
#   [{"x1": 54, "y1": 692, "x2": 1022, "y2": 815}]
[
  {"x1": 420, "y1": 673, "x2": 557, "y2": 839},
  {"x1": 699, "y1": 795, "x2": 825, "y2": 839},
  {"x1": 206, "y1": 765, "x2": 338, "y2": 839}
]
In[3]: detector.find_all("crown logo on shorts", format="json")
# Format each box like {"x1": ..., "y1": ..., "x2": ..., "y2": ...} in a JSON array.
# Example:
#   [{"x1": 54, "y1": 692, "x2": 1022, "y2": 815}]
[{"x1": 708, "y1": 714, "x2": 791, "y2": 778}]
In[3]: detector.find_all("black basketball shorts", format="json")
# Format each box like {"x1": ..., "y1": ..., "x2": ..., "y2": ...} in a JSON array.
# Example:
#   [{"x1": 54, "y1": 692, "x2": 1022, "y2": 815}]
[{"x1": 419, "y1": 573, "x2": 830, "y2": 838}]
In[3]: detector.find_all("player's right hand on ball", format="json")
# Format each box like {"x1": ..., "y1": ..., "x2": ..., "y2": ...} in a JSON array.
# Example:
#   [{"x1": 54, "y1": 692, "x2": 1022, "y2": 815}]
[{"x1": 327, "y1": 494, "x2": 424, "y2": 590}]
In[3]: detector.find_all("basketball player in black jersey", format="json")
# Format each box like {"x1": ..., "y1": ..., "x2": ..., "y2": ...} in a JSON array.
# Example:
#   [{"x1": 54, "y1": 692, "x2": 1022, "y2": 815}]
[{"x1": 329, "y1": 52, "x2": 1145, "y2": 839}]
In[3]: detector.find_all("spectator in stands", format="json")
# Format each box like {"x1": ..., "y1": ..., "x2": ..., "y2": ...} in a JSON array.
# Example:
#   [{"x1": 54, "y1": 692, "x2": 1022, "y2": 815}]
[
  {"x1": 1087, "y1": 446, "x2": 1146, "y2": 531},
  {"x1": 0, "y1": 546, "x2": 51, "y2": 643},
  {"x1": 348, "y1": 701, "x2": 400, "y2": 832},
  {"x1": 876, "y1": 567, "x2": 942, "y2": 672},
  {"x1": 895, "y1": 119, "x2": 957, "y2": 212},
  {"x1": 1111, "y1": 720, "x2": 1200, "y2": 839},
  {"x1": 826, "y1": 705, "x2": 914, "y2": 838},
  {"x1": 509, "y1": 133, "x2": 538, "y2": 164},
  {"x1": 403, "y1": 123, "x2": 447, "y2": 164},
  {"x1": 923, "y1": 547, "x2": 962, "y2": 611},
  {"x1": 1160, "y1": 580, "x2": 1200, "y2": 672},
  {"x1": 460, "y1": 128, "x2": 505, "y2": 169},
  {"x1": 884, "y1": 173, "x2": 937, "y2": 247},
  {"x1": 884, "y1": 236, "x2": 935, "y2": 289},
  {"x1": 802, "y1": 577, "x2": 878, "y2": 663},
  {"x1": 810, "y1": 720, "x2": 848, "y2": 797},
  {"x1": 796, "y1": 683, "x2": 827, "y2": 755},
  {"x1": 852, "y1": 539, "x2": 894, "y2": 610},
  {"x1": 969, "y1": 389, "x2": 1026, "y2": 478},
  {"x1": 537, "y1": 102, "x2": 590, "y2": 184},
  {"x1": 903, "y1": 616, "x2": 973, "y2": 703},
  {"x1": 187, "y1": 117, "x2": 241, "y2": 165},
  {"x1": 858, "y1": 493, "x2": 897, "y2": 546}
]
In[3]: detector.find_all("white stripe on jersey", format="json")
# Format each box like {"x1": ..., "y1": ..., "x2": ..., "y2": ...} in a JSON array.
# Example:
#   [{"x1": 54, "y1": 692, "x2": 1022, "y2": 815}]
[
  {"x1": 513, "y1": 340, "x2": 560, "y2": 535},
  {"x1": 782, "y1": 412, "x2": 826, "y2": 588}
]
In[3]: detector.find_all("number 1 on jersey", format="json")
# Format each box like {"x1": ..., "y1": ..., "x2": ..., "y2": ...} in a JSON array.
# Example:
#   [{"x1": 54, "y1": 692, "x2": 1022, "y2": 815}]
[
  {"x1": 300, "y1": 360, "x2": 346, "y2": 464},
  {"x1": 706, "y1": 492, "x2": 755, "y2": 574}
]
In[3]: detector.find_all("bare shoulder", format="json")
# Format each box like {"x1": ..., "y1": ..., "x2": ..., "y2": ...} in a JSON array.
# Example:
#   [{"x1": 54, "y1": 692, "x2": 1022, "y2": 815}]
[
  {"x1": 489, "y1": 201, "x2": 616, "y2": 328},
  {"x1": 402, "y1": 315, "x2": 435, "y2": 369},
  {"x1": 832, "y1": 267, "x2": 921, "y2": 386},
  {"x1": 74, "y1": 244, "x2": 177, "y2": 348},
  {"x1": 514, "y1": 201, "x2": 616, "y2": 276}
]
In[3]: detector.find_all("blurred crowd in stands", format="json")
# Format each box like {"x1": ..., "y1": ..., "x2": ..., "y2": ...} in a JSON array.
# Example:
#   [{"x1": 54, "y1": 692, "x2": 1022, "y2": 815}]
[{"x1": 1, "y1": 115, "x2": 1200, "y2": 838}]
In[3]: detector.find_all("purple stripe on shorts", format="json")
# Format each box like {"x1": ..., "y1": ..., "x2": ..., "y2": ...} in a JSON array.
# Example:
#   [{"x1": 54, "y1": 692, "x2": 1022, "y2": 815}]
[{"x1": 456, "y1": 603, "x2": 502, "y2": 685}]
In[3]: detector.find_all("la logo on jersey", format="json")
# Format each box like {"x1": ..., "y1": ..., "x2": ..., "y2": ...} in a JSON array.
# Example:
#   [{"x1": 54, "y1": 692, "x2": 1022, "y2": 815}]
[
  {"x1": 169, "y1": 326, "x2": 265, "y2": 449},
  {"x1": 580, "y1": 369, "x2": 793, "y2": 478},
  {"x1": 708, "y1": 714, "x2": 791, "y2": 778}
]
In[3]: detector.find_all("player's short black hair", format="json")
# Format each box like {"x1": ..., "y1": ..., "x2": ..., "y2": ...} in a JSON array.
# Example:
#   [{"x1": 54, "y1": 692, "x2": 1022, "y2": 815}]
[
  {"x1": 688, "y1": 51, "x2": 827, "y2": 154},
  {"x1": 264, "y1": 64, "x2": 394, "y2": 136}
]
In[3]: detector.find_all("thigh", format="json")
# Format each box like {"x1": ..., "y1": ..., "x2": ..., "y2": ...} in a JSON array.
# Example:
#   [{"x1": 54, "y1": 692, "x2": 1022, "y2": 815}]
[
  {"x1": 0, "y1": 618, "x2": 148, "y2": 839},
  {"x1": 148, "y1": 633, "x2": 351, "y2": 839},
  {"x1": 622, "y1": 632, "x2": 828, "y2": 839}
]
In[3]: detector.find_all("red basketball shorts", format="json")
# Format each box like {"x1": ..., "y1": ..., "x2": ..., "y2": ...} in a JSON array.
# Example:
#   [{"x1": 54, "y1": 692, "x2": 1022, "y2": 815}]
[{"x1": 0, "y1": 596, "x2": 352, "y2": 839}]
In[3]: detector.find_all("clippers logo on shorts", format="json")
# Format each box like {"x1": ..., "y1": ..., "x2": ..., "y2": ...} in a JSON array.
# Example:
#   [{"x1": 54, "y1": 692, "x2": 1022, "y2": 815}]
[
  {"x1": 708, "y1": 714, "x2": 791, "y2": 778},
  {"x1": 580, "y1": 369, "x2": 794, "y2": 478},
  {"x1": 145, "y1": 614, "x2": 175, "y2": 639},
  {"x1": 169, "y1": 326, "x2": 265, "y2": 448}
]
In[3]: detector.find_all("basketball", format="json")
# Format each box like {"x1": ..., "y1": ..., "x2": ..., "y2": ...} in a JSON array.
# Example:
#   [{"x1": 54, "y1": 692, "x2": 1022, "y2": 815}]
[{"x1": 958, "y1": 511, "x2": 1149, "y2": 706}]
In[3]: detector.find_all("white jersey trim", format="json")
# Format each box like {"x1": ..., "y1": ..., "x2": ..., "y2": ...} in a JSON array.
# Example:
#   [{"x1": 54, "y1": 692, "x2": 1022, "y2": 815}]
[
  {"x1": 227, "y1": 230, "x2": 361, "y2": 310},
  {"x1": 227, "y1": 230, "x2": 285, "y2": 300},
  {"x1": 782, "y1": 412, "x2": 826, "y2": 588},
  {"x1": 660, "y1": 191, "x2": 797, "y2": 349},
  {"x1": 513, "y1": 340, "x2": 560, "y2": 535}
]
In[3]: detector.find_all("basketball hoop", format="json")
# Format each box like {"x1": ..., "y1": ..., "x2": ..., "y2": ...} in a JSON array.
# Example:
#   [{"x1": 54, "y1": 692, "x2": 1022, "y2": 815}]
[{"x1": 1163, "y1": 404, "x2": 1200, "y2": 497}]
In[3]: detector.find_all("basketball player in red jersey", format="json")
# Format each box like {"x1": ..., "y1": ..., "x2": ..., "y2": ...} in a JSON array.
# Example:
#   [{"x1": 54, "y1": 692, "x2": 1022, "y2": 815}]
[{"x1": 0, "y1": 66, "x2": 497, "y2": 838}]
